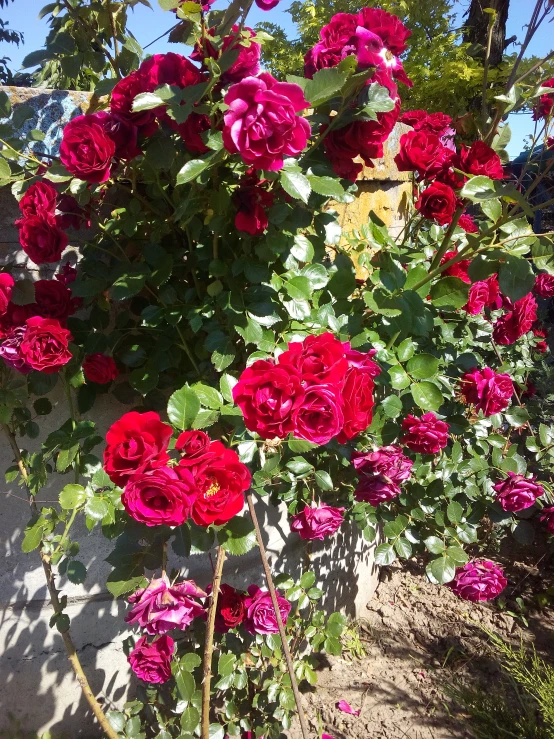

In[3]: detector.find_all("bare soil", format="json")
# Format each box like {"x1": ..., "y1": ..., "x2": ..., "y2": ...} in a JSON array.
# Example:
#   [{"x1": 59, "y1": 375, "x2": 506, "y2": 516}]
[{"x1": 291, "y1": 549, "x2": 554, "y2": 739}]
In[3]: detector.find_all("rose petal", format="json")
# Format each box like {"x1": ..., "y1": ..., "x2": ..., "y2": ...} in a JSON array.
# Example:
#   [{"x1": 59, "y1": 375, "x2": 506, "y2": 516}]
[{"x1": 336, "y1": 699, "x2": 361, "y2": 716}]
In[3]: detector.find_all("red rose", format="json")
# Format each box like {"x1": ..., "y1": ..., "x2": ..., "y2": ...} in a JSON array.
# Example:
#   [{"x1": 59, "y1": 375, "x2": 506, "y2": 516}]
[
  {"x1": 233, "y1": 359, "x2": 305, "y2": 439},
  {"x1": 19, "y1": 316, "x2": 72, "y2": 374},
  {"x1": 56, "y1": 195, "x2": 89, "y2": 230},
  {"x1": 56, "y1": 262, "x2": 78, "y2": 286},
  {"x1": 401, "y1": 412, "x2": 449, "y2": 454},
  {"x1": 290, "y1": 502, "x2": 345, "y2": 540},
  {"x1": 291, "y1": 384, "x2": 344, "y2": 445},
  {"x1": 460, "y1": 367, "x2": 513, "y2": 417},
  {"x1": 458, "y1": 213, "x2": 478, "y2": 233},
  {"x1": 234, "y1": 182, "x2": 273, "y2": 236},
  {"x1": 343, "y1": 343, "x2": 380, "y2": 376},
  {"x1": 0, "y1": 273, "x2": 14, "y2": 315},
  {"x1": 128, "y1": 635, "x2": 174, "y2": 684},
  {"x1": 192, "y1": 26, "x2": 261, "y2": 84},
  {"x1": 93, "y1": 110, "x2": 141, "y2": 160},
  {"x1": 176, "y1": 430, "x2": 211, "y2": 465},
  {"x1": 464, "y1": 275, "x2": 500, "y2": 315},
  {"x1": 60, "y1": 114, "x2": 116, "y2": 183},
  {"x1": 415, "y1": 182, "x2": 458, "y2": 225},
  {"x1": 540, "y1": 506, "x2": 554, "y2": 534},
  {"x1": 394, "y1": 130, "x2": 452, "y2": 179},
  {"x1": 492, "y1": 293, "x2": 537, "y2": 345},
  {"x1": 103, "y1": 411, "x2": 173, "y2": 487},
  {"x1": 399, "y1": 109, "x2": 452, "y2": 136},
  {"x1": 533, "y1": 77, "x2": 554, "y2": 120},
  {"x1": 533, "y1": 273, "x2": 554, "y2": 298},
  {"x1": 122, "y1": 466, "x2": 196, "y2": 526},
  {"x1": 278, "y1": 332, "x2": 349, "y2": 385},
  {"x1": 190, "y1": 441, "x2": 250, "y2": 526},
  {"x1": 177, "y1": 113, "x2": 211, "y2": 154},
  {"x1": 337, "y1": 366, "x2": 376, "y2": 442},
  {"x1": 111, "y1": 71, "x2": 159, "y2": 137},
  {"x1": 458, "y1": 140, "x2": 504, "y2": 180},
  {"x1": 214, "y1": 584, "x2": 246, "y2": 633},
  {"x1": 19, "y1": 181, "x2": 57, "y2": 218},
  {"x1": 34, "y1": 279, "x2": 79, "y2": 323},
  {"x1": 493, "y1": 472, "x2": 544, "y2": 512},
  {"x1": 17, "y1": 214, "x2": 68, "y2": 265},
  {"x1": 83, "y1": 354, "x2": 119, "y2": 384},
  {"x1": 440, "y1": 251, "x2": 471, "y2": 283}
]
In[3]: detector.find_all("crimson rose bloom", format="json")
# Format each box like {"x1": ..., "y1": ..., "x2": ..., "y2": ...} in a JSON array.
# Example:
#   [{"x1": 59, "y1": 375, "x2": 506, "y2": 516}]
[
  {"x1": 415, "y1": 182, "x2": 458, "y2": 225},
  {"x1": 292, "y1": 384, "x2": 344, "y2": 445},
  {"x1": 533, "y1": 77, "x2": 554, "y2": 120},
  {"x1": 34, "y1": 279, "x2": 79, "y2": 323},
  {"x1": 355, "y1": 475, "x2": 400, "y2": 506},
  {"x1": 440, "y1": 250, "x2": 471, "y2": 283},
  {"x1": 223, "y1": 73, "x2": 310, "y2": 170},
  {"x1": 338, "y1": 366, "x2": 376, "y2": 442},
  {"x1": 493, "y1": 293, "x2": 537, "y2": 345},
  {"x1": 103, "y1": 411, "x2": 173, "y2": 487},
  {"x1": 458, "y1": 140, "x2": 504, "y2": 179},
  {"x1": 343, "y1": 343, "x2": 380, "y2": 375},
  {"x1": 233, "y1": 359, "x2": 305, "y2": 439},
  {"x1": 56, "y1": 194, "x2": 89, "y2": 230},
  {"x1": 0, "y1": 273, "x2": 14, "y2": 315},
  {"x1": 401, "y1": 413, "x2": 449, "y2": 454},
  {"x1": 243, "y1": 585, "x2": 291, "y2": 635},
  {"x1": 122, "y1": 466, "x2": 197, "y2": 526},
  {"x1": 464, "y1": 275, "x2": 499, "y2": 315},
  {"x1": 352, "y1": 445, "x2": 413, "y2": 484},
  {"x1": 493, "y1": 472, "x2": 544, "y2": 512},
  {"x1": 458, "y1": 213, "x2": 479, "y2": 233},
  {"x1": 83, "y1": 354, "x2": 119, "y2": 384},
  {"x1": 176, "y1": 430, "x2": 211, "y2": 465},
  {"x1": 234, "y1": 182, "x2": 273, "y2": 235},
  {"x1": 18, "y1": 214, "x2": 68, "y2": 265},
  {"x1": 60, "y1": 114, "x2": 116, "y2": 183},
  {"x1": 111, "y1": 71, "x2": 159, "y2": 137},
  {"x1": 399, "y1": 109, "x2": 452, "y2": 136},
  {"x1": 214, "y1": 584, "x2": 246, "y2": 633},
  {"x1": 19, "y1": 181, "x2": 57, "y2": 218},
  {"x1": 93, "y1": 110, "x2": 141, "y2": 161},
  {"x1": 125, "y1": 575, "x2": 206, "y2": 635},
  {"x1": 128, "y1": 635, "x2": 174, "y2": 684},
  {"x1": 540, "y1": 506, "x2": 554, "y2": 534},
  {"x1": 255, "y1": 0, "x2": 279, "y2": 8},
  {"x1": 192, "y1": 26, "x2": 261, "y2": 84},
  {"x1": 394, "y1": 130, "x2": 452, "y2": 179},
  {"x1": 278, "y1": 332, "x2": 348, "y2": 385},
  {"x1": 177, "y1": 113, "x2": 211, "y2": 154},
  {"x1": 190, "y1": 441, "x2": 251, "y2": 526},
  {"x1": 534, "y1": 273, "x2": 554, "y2": 298},
  {"x1": 460, "y1": 367, "x2": 513, "y2": 417},
  {"x1": 0, "y1": 327, "x2": 32, "y2": 373},
  {"x1": 447, "y1": 560, "x2": 507, "y2": 602},
  {"x1": 19, "y1": 317, "x2": 72, "y2": 374},
  {"x1": 290, "y1": 502, "x2": 345, "y2": 540}
]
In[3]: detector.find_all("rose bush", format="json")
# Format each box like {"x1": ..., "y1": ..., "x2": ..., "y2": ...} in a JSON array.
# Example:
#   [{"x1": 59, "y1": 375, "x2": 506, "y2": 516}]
[{"x1": 1, "y1": 0, "x2": 554, "y2": 737}]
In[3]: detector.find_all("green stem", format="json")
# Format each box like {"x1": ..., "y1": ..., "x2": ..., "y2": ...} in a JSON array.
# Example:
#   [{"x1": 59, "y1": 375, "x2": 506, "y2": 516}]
[
  {"x1": 428, "y1": 206, "x2": 465, "y2": 272},
  {"x1": 52, "y1": 507, "x2": 79, "y2": 557}
]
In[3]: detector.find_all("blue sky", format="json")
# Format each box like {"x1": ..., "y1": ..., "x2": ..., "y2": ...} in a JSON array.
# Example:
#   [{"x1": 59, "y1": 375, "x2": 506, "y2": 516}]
[{"x1": 1, "y1": 0, "x2": 552, "y2": 156}]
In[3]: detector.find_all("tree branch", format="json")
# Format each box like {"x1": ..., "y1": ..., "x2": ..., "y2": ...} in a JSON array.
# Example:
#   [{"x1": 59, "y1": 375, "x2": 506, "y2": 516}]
[{"x1": 201, "y1": 545, "x2": 226, "y2": 739}]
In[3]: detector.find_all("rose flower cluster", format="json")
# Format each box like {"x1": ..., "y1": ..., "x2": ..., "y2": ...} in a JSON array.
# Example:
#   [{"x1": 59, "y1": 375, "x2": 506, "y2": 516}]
[
  {"x1": 103, "y1": 413, "x2": 251, "y2": 527},
  {"x1": 232, "y1": 333, "x2": 380, "y2": 446}
]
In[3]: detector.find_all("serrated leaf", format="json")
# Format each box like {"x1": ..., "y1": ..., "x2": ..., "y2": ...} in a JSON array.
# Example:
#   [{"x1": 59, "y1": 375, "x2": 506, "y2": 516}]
[
  {"x1": 167, "y1": 385, "x2": 200, "y2": 429},
  {"x1": 217, "y1": 516, "x2": 257, "y2": 555},
  {"x1": 430, "y1": 277, "x2": 470, "y2": 309},
  {"x1": 59, "y1": 484, "x2": 87, "y2": 510},
  {"x1": 374, "y1": 542, "x2": 396, "y2": 565},
  {"x1": 304, "y1": 67, "x2": 348, "y2": 106},
  {"x1": 411, "y1": 382, "x2": 443, "y2": 412},
  {"x1": 426, "y1": 555, "x2": 456, "y2": 585},
  {"x1": 176, "y1": 157, "x2": 212, "y2": 185},
  {"x1": 280, "y1": 171, "x2": 311, "y2": 204}
]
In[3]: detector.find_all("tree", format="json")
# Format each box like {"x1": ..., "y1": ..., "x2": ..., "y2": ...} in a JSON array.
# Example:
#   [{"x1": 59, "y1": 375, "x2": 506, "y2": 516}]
[
  {"x1": 0, "y1": 0, "x2": 28, "y2": 86},
  {"x1": 463, "y1": 0, "x2": 512, "y2": 68}
]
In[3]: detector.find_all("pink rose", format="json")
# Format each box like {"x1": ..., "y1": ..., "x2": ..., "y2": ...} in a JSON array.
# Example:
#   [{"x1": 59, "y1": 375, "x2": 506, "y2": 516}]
[
  {"x1": 122, "y1": 466, "x2": 197, "y2": 527},
  {"x1": 60, "y1": 114, "x2": 116, "y2": 183},
  {"x1": 17, "y1": 214, "x2": 68, "y2": 265},
  {"x1": 0, "y1": 273, "x2": 14, "y2": 315},
  {"x1": 292, "y1": 384, "x2": 344, "y2": 445},
  {"x1": 355, "y1": 475, "x2": 400, "y2": 507},
  {"x1": 440, "y1": 251, "x2": 471, "y2": 283},
  {"x1": 493, "y1": 472, "x2": 544, "y2": 512},
  {"x1": 464, "y1": 275, "x2": 499, "y2": 315},
  {"x1": 533, "y1": 77, "x2": 554, "y2": 120},
  {"x1": 447, "y1": 559, "x2": 507, "y2": 602},
  {"x1": 83, "y1": 354, "x2": 119, "y2": 384},
  {"x1": 540, "y1": 506, "x2": 554, "y2": 534},
  {"x1": 233, "y1": 360, "x2": 305, "y2": 439},
  {"x1": 278, "y1": 332, "x2": 349, "y2": 385},
  {"x1": 460, "y1": 367, "x2": 513, "y2": 417},
  {"x1": 93, "y1": 110, "x2": 141, "y2": 160},
  {"x1": 290, "y1": 502, "x2": 345, "y2": 540},
  {"x1": 128, "y1": 635, "x2": 174, "y2": 684},
  {"x1": 493, "y1": 293, "x2": 537, "y2": 345},
  {"x1": 19, "y1": 317, "x2": 72, "y2": 374},
  {"x1": 0, "y1": 327, "x2": 32, "y2": 373},
  {"x1": 125, "y1": 574, "x2": 206, "y2": 635},
  {"x1": 255, "y1": 0, "x2": 279, "y2": 8},
  {"x1": 33, "y1": 279, "x2": 79, "y2": 323},
  {"x1": 352, "y1": 445, "x2": 413, "y2": 484},
  {"x1": 342, "y1": 343, "x2": 380, "y2": 375},
  {"x1": 243, "y1": 585, "x2": 291, "y2": 635},
  {"x1": 223, "y1": 73, "x2": 310, "y2": 171},
  {"x1": 394, "y1": 130, "x2": 452, "y2": 179},
  {"x1": 18, "y1": 181, "x2": 57, "y2": 218},
  {"x1": 533, "y1": 273, "x2": 554, "y2": 298},
  {"x1": 401, "y1": 413, "x2": 449, "y2": 454}
]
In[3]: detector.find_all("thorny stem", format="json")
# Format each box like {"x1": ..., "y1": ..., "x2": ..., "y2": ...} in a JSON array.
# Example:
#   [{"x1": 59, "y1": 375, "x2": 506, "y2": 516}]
[
  {"x1": 201, "y1": 545, "x2": 226, "y2": 739},
  {"x1": 246, "y1": 490, "x2": 311, "y2": 739},
  {"x1": 2, "y1": 424, "x2": 118, "y2": 739},
  {"x1": 428, "y1": 207, "x2": 465, "y2": 272}
]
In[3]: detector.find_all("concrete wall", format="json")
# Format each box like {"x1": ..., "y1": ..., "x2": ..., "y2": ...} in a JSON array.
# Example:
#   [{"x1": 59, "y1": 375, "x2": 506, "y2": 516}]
[{"x1": 0, "y1": 86, "x2": 409, "y2": 737}]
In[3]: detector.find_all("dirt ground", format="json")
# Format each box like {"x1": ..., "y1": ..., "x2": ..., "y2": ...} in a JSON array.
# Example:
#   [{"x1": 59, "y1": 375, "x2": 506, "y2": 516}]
[{"x1": 291, "y1": 548, "x2": 554, "y2": 739}]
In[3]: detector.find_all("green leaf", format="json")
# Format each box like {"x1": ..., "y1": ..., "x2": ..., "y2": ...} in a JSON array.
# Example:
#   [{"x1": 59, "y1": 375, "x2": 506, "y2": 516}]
[
  {"x1": 84, "y1": 497, "x2": 110, "y2": 521},
  {"x1": 220, "y1": 373, "x2": 237, "y2": 403},
  {"x1": 107, "y1": 712, "x2": 126, "y2": 733},
  {"x1": 314, "y1": 470, "x2": 333, "y2": 490},
  {"x1": 21, "y1": 521, "x2": 44, "y2": 553},
  {"x1": 167, "y1": 385, "x2": 201, "y2": 429},
  {"x1": 291, "y1": 234, "x2": 314, "y2": 262},
  {"x1": 424, "y1": 536, "x2": 445, "y2": 554},
  {"x1": 446, "y1": 500, "x2": 464, "y2": 524},
  {"x1": 192, "y1": 383, "x2": 222, "y2": 409},
  {"x1": 374, "y1": 542, "x2": 396, "y2": 565},
  {"x1": 175, "y1": 668, "x2": 196, "y2": 702},
  {"x1": 0, "y1": 90, "x2": 11, "y2": 117},
  {"x1": 132, "y1": 91, "x2": 165, "y2": 111},
  {"x1": 411, "y1": 382, "x2": 443, "y2": 412},
  {"x1": 498, "y1": 255, "x2": 535, "y2": 301},
  {"x1": 381, "y1": 395, "x2": 402, "y2": 418},
  {"x1": 180, "y1": 653, "x2": 202, "y2": 671},
  {"x1": 396, "y1": 338, "x2": 415, "y2": 362},
  {"x1": 426, "y1": 555, "x2": 456, "y2": 585},
  {"x1": 110, "y1": 266, "x2": 151, "y2": 301},
  {"x1": 218, "y1": 653, "x2": 236, "y2": 676},
  {"x1": 389, "y1": 365, "x2": 410, "y2": 390},
  {"x1": 445, "y1": 546, "x2": 468, "y2": 564},
  {"x1": 280, "y1": 171, "x2": 311, "y2": 204},
  {"x1": 288, "y1": 438, "x2": 318, "y2": 453},
  {"x1": 59, "y1": 484, "x2": 87, "y2": 510},
  {"x1": 304, "y1": 67, "x2": 348, "y2": 106},
  {"x1": 217, "y1": 516, "x2": 257, "y2": 556},
  {"x1": 180, "y1": 706, "x2": 200, "y2": 733},
  {"x1": 308, "y1": 175, "x2": 345, "y2": 199},
  {"x1": 429, "y1": 277, "x2": 470, "y2": 310},
  {"x1": 302, "y1": 263, "x2": 329, "y2": 289},
  {"x1": 285, "y1": 276, "x2": 312, "y2": 301},
  {"x1": 208, "y1": 725, "x2": 225, "y2": 739},
  {"x1": 66, "y1": 560, "x2": 87, "y2": 584},
  {"x1": 460, "y1": 175, "x2": 497, "y2": 201},
  {"x1": 106, "y1": 570, "x2": 148, "y2": 598},
  {"x1": 300, "y1": 571, "x2": 316, "y2": 589},
  {"x1": 505, "y1": 406, "x2": 529, "y2": 428},
  {"x1": 176, "y1": 157, "x2": 212, "y2": 185},
  {"x1": 406, "y1": 354, "x2": 440, "y2": 380}
]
